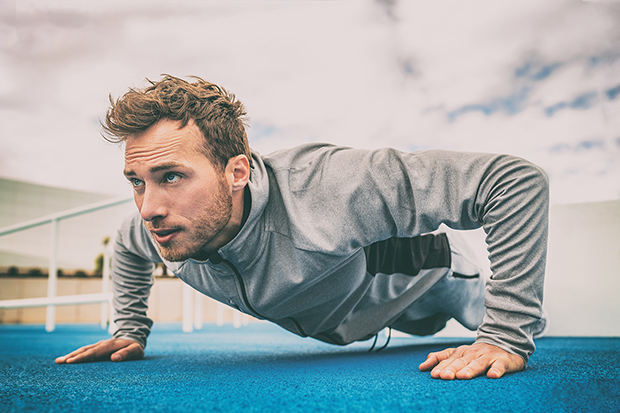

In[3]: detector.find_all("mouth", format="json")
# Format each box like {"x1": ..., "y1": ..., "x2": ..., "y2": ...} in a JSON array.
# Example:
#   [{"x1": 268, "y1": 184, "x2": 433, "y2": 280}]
[{"x1": 150, "y1": 228, "x2": 181, "y2": 245}]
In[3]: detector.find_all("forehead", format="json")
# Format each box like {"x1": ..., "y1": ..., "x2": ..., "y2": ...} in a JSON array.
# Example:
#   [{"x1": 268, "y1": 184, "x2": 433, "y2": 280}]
[{"x1": 124, "y1": 120, "x2": 206, "y2": 169}]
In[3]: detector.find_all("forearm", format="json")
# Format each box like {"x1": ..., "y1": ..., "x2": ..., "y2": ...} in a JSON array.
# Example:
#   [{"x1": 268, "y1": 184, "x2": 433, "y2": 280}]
[
  {"x1": 472, "y1": 155, "x2": 549, "y2": 363},
  {"x1": 389, "y1": 150, "x2": 548, "y2": 362},
  {"x1": 111, "y1": 218, "x2": 158, "y2": 349}
]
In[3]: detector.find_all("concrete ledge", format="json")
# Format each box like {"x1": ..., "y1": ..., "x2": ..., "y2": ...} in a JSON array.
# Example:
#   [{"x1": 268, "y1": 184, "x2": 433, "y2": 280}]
[
  {"x1": 0, "y1": 292, "x2": 112, "y2": 309},
  {"x1": 545, "y1": 200, "x2": 620, "y2": 336}
]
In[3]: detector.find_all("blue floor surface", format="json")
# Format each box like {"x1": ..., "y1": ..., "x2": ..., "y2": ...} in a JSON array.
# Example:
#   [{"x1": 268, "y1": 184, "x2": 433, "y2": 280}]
[{"x1": 1, "y1": 323, "x2": 619, "y2": 413}]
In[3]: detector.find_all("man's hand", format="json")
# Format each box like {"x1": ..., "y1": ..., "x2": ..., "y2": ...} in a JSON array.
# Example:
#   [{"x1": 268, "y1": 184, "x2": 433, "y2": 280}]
[
  {"x1": 55, "y1": 338, "x2": 144, "y2": 364},
  {"x1": 418, "y1": 342, "x2": 525, "y2": 380}
]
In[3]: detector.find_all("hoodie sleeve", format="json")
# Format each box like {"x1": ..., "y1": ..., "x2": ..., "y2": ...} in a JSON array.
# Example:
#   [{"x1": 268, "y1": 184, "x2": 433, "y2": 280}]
[
  {"x1": 465, "y1": 154, "x2": 549, "y2": 364},
  {"x1": 110, "y1": 213, "x2": 158, "y2": 349},
  {"x1": 380, "y1": 149, "x2": 550, "y2": 364}
]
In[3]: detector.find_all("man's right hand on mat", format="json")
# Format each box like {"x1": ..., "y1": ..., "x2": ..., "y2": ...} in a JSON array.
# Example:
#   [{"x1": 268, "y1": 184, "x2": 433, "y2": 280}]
[
  {"x1": 55, "y1": 338, "x2": 144, "y2": 364},
  {"x1": 418, "y1": 342, "x2": 525, "y2": 380}
]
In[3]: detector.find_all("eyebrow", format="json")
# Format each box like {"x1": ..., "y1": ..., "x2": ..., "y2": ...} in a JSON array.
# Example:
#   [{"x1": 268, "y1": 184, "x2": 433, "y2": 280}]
[{"x1": 123, "y1": 162, "x2": 185, "y2": 178}]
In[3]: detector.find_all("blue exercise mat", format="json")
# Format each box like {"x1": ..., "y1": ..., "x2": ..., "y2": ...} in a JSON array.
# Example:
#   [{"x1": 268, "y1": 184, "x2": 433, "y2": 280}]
[{"x1": 1, "y1": 323, "x2": 618, "y2": 412}]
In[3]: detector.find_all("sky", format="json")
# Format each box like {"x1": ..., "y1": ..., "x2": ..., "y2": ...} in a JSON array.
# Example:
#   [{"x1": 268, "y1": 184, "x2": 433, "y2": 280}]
[{"x1": 0, "y1": 0, "x2": 619, "y2": 205}]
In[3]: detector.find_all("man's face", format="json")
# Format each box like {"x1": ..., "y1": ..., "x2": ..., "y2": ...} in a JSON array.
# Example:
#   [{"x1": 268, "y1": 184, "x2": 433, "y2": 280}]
[{"x1": 123, "y1": 119, "x2": 232, "y2": 261}]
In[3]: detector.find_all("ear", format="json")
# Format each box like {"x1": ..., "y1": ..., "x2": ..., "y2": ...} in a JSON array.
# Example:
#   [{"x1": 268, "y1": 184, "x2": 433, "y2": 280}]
[{"x1": 225, "y1": 155, "x2": 250, "y2": 193}]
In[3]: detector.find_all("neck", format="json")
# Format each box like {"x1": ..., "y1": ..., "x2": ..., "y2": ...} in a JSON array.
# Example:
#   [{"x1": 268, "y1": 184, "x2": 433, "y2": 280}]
[{"x1": 194, "y1": 186, "x2": 249, "y2": 259}]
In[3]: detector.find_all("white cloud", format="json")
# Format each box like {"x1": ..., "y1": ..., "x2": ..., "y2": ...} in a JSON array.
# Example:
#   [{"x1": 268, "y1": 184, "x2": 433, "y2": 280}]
[{"x1": 0, "y1": 0, "x2": 618, "y2": 204}]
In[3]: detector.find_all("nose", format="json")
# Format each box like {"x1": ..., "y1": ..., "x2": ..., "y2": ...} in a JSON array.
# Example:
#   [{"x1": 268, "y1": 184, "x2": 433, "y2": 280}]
[{"x1": 137, "y1": 187, "x2": 168, "y2": 222}]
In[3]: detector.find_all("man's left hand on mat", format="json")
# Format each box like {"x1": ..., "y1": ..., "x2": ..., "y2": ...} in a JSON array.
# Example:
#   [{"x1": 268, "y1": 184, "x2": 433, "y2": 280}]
[
  {"x1": 55, "y1": 338, "x2": 144, "y2": 364},
  {"x1": 418, "y1": 342, "x2": 525, "y2": 380}
]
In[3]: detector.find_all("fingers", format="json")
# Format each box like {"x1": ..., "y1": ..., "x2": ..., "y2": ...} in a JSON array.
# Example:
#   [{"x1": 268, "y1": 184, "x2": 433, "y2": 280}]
[
  {"x1": 110, "y1": 342, "x2": 144, "y2": 362},
  {"x1": 57, "y1": 344, "x2": 108, "y2": 364},
  {"x1": 486, "y1": 356, "x2": 524, "y2": 379},
  {"x1": 55, "y1": 341, "x2": 103, "y2": 364},
  {"x1": 431, "y1": 348, "x2": 470, "y2": 380},
  {"x1": 55, "y1": 339, "x2": 143, "y2": 364},
  {"x1": 419, "y1": 343, "x2": 525, "y2": 380},
  {"x1": 418, "y1": 348, "x2": 455, "y2": 371},
  {"x1": 454, "y1": 357, "x2": 488, "y2": 380}
]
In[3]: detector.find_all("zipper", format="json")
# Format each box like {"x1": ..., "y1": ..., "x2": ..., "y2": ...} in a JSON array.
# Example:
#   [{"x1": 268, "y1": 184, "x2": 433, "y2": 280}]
[{"x1": 211, "y1": 252, "x2": 308, "y2": 337}]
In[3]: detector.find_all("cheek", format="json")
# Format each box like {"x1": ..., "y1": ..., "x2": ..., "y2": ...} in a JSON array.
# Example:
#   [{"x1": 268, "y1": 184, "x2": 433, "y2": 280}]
[
  {"x1": 173, "y1": 188, "x2": 212, "y2": 216},
  {"x1": 172, "y1": 176, "x2": 228, "y2": 217},
  {"x1": 133, "y1": 194, "x2": 143, "y2": 211}
]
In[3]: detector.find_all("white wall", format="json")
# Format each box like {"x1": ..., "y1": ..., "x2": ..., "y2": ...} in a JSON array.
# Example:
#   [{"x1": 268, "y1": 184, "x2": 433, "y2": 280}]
[
  {"x1": 434, "y1": 199, "x2": 620, "y2": 338},
  {"x1": 545, "y1": 200, "x2": 620, "y2": 336}
]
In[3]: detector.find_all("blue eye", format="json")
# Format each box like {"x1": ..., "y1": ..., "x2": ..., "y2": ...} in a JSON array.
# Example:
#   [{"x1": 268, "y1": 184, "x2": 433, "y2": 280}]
[
  {"x1": 165, "y1": 173, "x2": 180, "y2": 183},
  {"x1": 130, "y1": 178, "x2": 144, "y2": 187}
]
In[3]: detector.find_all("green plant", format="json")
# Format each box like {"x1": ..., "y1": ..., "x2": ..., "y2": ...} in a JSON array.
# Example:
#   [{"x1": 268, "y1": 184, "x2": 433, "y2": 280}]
[
  {"x1": 93, "y1": 236, "x2": 111, "y2": 275},
  {"x1": 94, "y1": 253, "x2": 104, "y2": 275}
]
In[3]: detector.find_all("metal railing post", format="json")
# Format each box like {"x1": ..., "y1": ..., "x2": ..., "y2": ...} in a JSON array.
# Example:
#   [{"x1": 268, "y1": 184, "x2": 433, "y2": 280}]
[
  {"x1": 233, "y1": 309, "x2": 241, "y2": 329},
  {"x1": 182, "y1": 283, "x2": 194, "y2": 333},
  {"x1": 216, "y1": 302, "x2": 224, "y2": 326},
  {"x1": 45, "y1": 218, "x2": 59, "y2": 332},
  {"x1": 100, "y1": 243, "x2": 112, "y2": 329},
  {"x1": 108, "y1": 294, "x2": 115, "y2": 335},
  {"x1": 194, "y1": 290, "x2": 203, "y2": 330}
]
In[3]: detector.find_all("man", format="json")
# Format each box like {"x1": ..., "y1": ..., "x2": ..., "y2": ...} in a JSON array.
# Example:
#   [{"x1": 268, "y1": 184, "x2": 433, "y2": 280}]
[{"x1": 56, "y1": 75, "x2": 549, "y2": 380}]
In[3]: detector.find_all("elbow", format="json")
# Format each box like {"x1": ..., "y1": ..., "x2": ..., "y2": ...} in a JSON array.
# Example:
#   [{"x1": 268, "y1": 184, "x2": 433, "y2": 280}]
[
  {"x1": 525, "y1": 161, "x2": 550, "y2": 202},
  {"x1": 494, "y1": 155, "x2": 550, "y2": 209},
  {"x1": 505, "y1": 158, "x2": 550, "y2": 216},
  {"x1": 502, "y1": 155, "x2": 549, "y2": 197}
]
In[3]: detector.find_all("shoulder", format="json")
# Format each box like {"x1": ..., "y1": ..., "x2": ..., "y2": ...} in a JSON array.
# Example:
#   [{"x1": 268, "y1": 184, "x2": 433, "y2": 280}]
[{"x1": 261, "y1": 143, "x2": 347, "y2": 170}]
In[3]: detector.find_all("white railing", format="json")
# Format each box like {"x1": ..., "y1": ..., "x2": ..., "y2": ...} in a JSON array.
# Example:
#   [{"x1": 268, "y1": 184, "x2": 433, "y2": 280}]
[
  {"x1": 0, "y1": 196, "x2": 133, "y2": 333},
  {"x1": 0, "y1": 195, "x2": 248, "y2": 333},
  {"x1": 182, "y1": 284, "x2": 249, "y2": 333}
]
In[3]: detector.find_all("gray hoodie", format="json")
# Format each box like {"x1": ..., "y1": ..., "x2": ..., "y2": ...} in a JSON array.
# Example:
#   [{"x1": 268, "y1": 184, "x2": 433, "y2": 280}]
[{"x1": 111, "y1": 143, "x2": 549, "y2": 364}]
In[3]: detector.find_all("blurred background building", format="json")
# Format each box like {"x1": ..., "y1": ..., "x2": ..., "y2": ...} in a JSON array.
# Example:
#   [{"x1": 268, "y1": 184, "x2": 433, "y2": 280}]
[{"x1": 0, "y1": 177, "x2": 131, "y2": 271}]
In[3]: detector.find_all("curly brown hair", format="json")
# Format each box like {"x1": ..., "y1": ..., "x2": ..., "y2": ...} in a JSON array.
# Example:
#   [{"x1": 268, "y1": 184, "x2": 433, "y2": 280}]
[{"x1": 102, "y1": 75, "x2": 251, "y2": 171}]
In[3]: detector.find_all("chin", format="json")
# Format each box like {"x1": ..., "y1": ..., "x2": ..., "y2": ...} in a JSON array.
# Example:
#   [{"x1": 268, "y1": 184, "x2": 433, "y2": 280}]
[{"x1": 157, "y1": 245, "x2": 199, "y2": 262}]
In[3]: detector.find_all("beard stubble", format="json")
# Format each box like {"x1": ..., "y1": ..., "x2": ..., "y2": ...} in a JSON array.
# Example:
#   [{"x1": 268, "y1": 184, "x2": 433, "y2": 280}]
[{"x1": 150, "y1": 177, "x2": 233, "y2": 262}]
